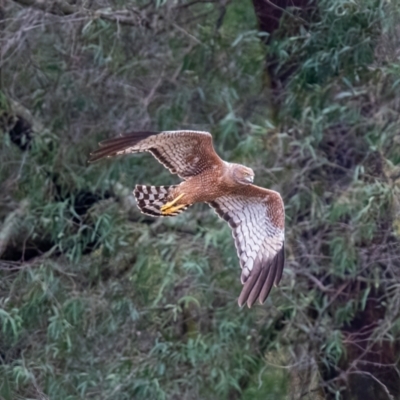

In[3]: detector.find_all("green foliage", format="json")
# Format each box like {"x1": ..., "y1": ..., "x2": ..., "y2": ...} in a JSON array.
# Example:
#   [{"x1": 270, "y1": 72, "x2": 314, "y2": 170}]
[{"x1": 1, "y1": 0, "x2": 400, "y2": 399}]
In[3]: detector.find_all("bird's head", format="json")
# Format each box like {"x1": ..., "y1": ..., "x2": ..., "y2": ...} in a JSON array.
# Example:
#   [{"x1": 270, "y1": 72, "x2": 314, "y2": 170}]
[{"x1": 232, "y1": 164, "x2": 254, "y2": 185}]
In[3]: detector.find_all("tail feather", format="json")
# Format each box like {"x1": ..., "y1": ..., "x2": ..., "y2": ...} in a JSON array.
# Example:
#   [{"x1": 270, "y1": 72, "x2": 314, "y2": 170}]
[{"x1": 134, "y1": 185, "x2": 189, "y2": 217}]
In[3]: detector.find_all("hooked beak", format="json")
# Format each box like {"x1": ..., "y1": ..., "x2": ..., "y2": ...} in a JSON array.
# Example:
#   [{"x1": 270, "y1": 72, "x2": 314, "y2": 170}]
[{"x1": 245, "y1": 175, "x2": 254, "y2": 183}]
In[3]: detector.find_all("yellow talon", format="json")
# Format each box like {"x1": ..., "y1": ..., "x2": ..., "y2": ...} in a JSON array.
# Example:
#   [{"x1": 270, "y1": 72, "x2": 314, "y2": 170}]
[
  {"x1": 160, "y1": 193, "x2": 186, "y2": 214},
  {"x1": 161, "y1": 204, "x2": 187, "y2": 215}
]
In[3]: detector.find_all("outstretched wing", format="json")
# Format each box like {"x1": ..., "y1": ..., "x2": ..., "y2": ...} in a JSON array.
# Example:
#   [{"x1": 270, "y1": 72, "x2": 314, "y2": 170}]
[
  {"x1": 88, "y1": 130, "x2": 223, "y2": 180},
  {"x1": 208, "y1": 186, "x2": 285, "y2": 308}
]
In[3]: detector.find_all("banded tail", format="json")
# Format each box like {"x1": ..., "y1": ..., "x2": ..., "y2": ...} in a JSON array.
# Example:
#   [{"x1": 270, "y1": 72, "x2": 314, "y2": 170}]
[{"x1": 134, "y1": 185, "x2": 190, "y2": 217}]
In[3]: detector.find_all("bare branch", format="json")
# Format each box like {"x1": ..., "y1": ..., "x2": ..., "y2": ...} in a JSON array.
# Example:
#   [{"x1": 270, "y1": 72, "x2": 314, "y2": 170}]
[
  {"x1": 12, "y1": 0, "x2": 76, "y2": 15},
  {"x1": 0, "y1": 200, "x2": 28, "y2": 258},
  {"x1": 11, "y1": 0, "x2": 150, "y2": 27}
]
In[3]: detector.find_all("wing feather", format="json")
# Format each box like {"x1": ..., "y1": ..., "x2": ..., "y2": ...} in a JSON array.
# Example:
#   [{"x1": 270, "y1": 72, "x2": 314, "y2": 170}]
[
  {"x1": 89, "y1": 130, "x2": 223, "y2": 179},
  {"x1": 209, "y1": 186, "x2": 285, "y2": 307}
]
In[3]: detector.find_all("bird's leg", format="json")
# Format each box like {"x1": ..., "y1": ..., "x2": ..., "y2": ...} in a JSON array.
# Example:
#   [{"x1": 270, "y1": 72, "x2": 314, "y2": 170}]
[{"x1": 160, "y1": 193, "x2": 186, "y2": 215}]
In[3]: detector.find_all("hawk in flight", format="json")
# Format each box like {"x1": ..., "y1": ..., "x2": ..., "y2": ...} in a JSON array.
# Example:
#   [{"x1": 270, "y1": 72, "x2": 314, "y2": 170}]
[{"x1": 89, "y1": 131, "x2": 285, "y2": 307}]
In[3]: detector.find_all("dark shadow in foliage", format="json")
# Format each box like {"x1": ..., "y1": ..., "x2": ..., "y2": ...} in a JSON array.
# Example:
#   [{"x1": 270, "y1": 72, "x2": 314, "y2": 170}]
[
  {"x1": 298, "y1": 135, "x2": 400, "y2": 398},
  {"x1": 8, "y1": 115, "x2": 34, "y2": 151},
  {"x1": 321, "y1": 289, "x2": 400, "y2": 400},
  {"x1": 252, "y1": 0, "x2": 317, "y2": 108},
  {"x1": 0, "y1": 112, "x2": 34, "y2": 151},
  {"x1": 0, "y1": 236, "x2": 54, "y2": 262},
  {"x1": 318, "y1": 124, "x2": 369, "y2": 184}
]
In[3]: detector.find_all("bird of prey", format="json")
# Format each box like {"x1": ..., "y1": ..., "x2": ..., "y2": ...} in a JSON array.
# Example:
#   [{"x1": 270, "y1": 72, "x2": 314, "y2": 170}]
[{"x1": 89, "y1": 131, "x2": 285, "y2": 307}]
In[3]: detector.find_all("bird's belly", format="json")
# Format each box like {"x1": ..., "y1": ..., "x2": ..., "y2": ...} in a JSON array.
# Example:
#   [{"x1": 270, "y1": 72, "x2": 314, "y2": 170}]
[{"x1": 179, "y1": 178, "x2": 222, "y2": 204}]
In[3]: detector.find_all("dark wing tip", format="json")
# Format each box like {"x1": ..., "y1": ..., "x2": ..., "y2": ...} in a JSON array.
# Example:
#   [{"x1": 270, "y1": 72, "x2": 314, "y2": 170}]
[
  {"x1": 273, "y1": 244, "x2": 285, "y2": 287},
  {"x1": 238, "y1": 262, "x2": 261, "y2": 308},
  {"x1": 87, "y1": 145, "x2": 122, "y2": 163},
  {"x1": 98, "y1": 131, "x2": 159, "y2": 146},
  {"x1": 87, "y1": 132, "x2": 159, "y2": 163},
  {"x1": 238, "y1": 245, "x2": 285, "y2": 308},
  {"x1": 87, "y1": 150, "x2": 109, "y2": 164}
]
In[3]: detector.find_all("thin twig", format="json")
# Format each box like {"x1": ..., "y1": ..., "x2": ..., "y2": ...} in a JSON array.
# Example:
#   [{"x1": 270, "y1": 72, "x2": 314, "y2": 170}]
[{"x1": 11, "y1": 0, "x2": 150, "y2": 28}]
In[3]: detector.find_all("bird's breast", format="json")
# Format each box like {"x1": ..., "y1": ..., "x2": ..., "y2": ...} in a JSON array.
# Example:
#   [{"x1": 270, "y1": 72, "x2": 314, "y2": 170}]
[{"x1": 179, "y1": 171, "x2": 227, "y2": 204}]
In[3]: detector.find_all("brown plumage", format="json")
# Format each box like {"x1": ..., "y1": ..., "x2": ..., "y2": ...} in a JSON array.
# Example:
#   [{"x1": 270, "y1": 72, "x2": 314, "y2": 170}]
[{"x1": 89, "y1": 130, "x2": 285, "y2": 307}]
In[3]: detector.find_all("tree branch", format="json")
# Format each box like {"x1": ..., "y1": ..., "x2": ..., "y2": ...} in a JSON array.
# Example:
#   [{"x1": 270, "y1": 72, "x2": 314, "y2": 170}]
[
  {"x1": 12, "y1": 0, "x2": 150, "y2": 27},
  {"x1": 12, "y1": 0, "x2": 76, "y2": 15}
]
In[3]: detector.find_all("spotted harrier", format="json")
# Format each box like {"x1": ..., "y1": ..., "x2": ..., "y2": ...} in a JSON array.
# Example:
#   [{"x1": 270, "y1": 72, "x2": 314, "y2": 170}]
[{"x1": 89, "y1": 130, "x2": 285, "y2": 307}]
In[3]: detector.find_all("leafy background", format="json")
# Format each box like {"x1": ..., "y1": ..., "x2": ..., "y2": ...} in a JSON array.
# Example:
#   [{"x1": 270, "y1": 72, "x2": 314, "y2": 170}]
[{"x1": 1, "y1": 0, "x2": 400, "y2": 399}]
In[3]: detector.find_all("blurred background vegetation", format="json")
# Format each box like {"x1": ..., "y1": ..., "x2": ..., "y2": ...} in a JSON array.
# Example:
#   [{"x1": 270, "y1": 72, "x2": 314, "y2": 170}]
[{"x1": 1, "y1": 0, "x2": 400, "y2": 399}]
